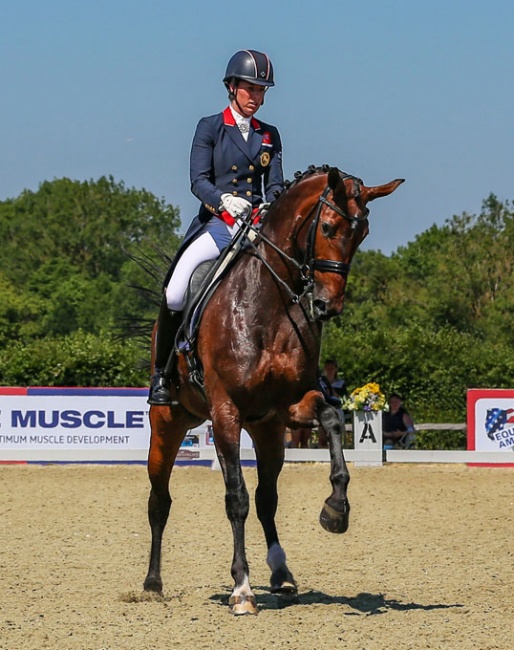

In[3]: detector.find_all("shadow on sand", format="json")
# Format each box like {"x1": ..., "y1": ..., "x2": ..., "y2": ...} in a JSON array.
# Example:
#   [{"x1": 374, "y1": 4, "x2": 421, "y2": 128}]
[{"x1": 210, "y1": 588, "x2": 464, "y2": 615}]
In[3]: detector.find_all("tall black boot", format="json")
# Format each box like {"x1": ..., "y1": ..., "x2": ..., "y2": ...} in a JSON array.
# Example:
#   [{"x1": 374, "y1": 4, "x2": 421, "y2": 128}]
[{"x1": 148, "y1": 301, "x2": 183, "y2": 406}]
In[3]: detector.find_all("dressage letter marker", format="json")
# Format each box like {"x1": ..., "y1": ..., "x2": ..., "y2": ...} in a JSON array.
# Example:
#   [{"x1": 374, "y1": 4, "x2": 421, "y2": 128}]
[{"x1": 353, "y1": 411, "x2": 383, "y2": 466}]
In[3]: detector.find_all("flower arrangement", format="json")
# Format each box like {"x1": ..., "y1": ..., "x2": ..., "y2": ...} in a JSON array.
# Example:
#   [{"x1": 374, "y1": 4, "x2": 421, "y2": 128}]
[{"x1": 342, "y1": 382, "x2": 388, "y2": 412}]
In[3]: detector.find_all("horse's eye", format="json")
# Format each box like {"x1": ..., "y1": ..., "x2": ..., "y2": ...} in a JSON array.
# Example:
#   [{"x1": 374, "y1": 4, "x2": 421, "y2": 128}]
[{"x1": 321, "y1": 221, "x2": 335, "y2": 238}]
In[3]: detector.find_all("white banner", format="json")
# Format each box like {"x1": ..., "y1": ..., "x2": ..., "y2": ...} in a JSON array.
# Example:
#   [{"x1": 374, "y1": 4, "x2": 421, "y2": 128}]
[
  {"x1": 0, "y1": 388, "x2": 253, "y2": 462},
  {"x1": 466, "y1": 389, "x2": 514, "y2": 467},
  {"x1": 0, "y1": 393, "x2": 150, "y2": 453}
]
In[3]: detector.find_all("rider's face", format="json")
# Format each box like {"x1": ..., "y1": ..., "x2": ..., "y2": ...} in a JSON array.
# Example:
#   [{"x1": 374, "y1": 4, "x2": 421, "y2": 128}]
[{"x1": 231, "y1": 81, "x2": 267, "y2": 117}]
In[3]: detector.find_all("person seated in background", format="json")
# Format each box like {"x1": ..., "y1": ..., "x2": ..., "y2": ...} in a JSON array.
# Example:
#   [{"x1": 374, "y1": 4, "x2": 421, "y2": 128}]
[
  {"x1": 288, "y1": 359, "x2": 348, "y2": 449},
  {"x1": 382, "y1": 392, "x2": 416, "y2": 449},
  {"x1": 319, "y1": 358, "x2": 347, "y2": 401},
  {"x1": 316, "y1": 358, "x2": 348, "y2": 448}
]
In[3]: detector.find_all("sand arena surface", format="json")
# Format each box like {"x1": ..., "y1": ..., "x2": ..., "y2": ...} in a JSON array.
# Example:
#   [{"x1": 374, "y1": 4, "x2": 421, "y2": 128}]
[{"x1": 0, "y1": 462, "x2": 512, "y2": 650}]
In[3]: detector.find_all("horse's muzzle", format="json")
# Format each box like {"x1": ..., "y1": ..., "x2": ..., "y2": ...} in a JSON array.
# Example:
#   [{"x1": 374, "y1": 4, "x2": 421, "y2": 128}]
[{"x1": 313, "y1": 298, "x2": 340, "y2": 321}]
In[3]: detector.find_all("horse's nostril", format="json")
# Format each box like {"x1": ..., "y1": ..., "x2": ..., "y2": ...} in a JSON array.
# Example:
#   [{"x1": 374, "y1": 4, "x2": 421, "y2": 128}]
[
  {"x1": 313, "y1": 299, "x2": 329, "y2": 320},
  {"x1": 313, "y1": 299, "x2": 327, "y2": 313}
]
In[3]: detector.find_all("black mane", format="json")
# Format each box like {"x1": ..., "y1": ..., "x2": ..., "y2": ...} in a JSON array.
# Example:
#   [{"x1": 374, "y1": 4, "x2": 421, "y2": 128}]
[{"x1": 274, "y1": 163, "x2": 339, "y2": 200}]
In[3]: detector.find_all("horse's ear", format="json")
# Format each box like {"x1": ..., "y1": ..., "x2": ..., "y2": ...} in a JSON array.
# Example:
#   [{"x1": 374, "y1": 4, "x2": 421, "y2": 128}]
[
  {"x1": 365, "y1": 178, "x2": 405, "y2": 202},
  {"x1": 328, "y1": 167, "x2": 341, "y2": 192}
]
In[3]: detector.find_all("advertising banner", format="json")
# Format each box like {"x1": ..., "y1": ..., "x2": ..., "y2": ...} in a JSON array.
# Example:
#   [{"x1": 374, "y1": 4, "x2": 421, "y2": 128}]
[
  {"x1": 0, "y1": 387, "x2": 252, "y2": 463},
  {"x1": 467, "y1": 389, "x2": 514, "y2": 466}
]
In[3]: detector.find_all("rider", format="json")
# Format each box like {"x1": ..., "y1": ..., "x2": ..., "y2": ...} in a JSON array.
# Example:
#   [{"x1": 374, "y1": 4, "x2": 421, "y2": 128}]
[{"x1": 148, "y1": 49, "x2": 285, "y2": 405}]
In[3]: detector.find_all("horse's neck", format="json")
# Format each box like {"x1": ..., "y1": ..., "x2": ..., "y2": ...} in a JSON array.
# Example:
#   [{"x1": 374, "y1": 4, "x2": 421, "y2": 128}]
[
  {"x1": 263, "y1": 174, "x2": 325, "y2": 248},
  {"x1": 223, "y1": 173, "x2": 326, "y2": 326},
  {"x1": 233, "y1": 238, "x2": 323, "y2": 343}
]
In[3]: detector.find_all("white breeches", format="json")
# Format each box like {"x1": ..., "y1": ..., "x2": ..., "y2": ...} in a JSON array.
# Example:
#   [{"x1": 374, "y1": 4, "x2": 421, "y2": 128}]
[{"x1": 165, "y1": 227, "x2": 237, "y2": 311}]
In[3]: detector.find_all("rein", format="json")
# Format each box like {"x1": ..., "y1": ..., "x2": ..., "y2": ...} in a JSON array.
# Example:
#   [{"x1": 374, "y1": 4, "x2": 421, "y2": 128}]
[{"x1": 244, "y1": 174, "x2": 367, "y2": 305}]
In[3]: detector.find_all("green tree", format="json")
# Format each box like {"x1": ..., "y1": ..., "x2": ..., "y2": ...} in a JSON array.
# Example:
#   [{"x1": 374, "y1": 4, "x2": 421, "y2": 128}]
[
  {"x1": 322, "y1": 194, "x2": 514, "y2": 432},
  {"x1": 0, "y1": 177, "x2": 181, "y2": 343},
  {"x1": 0, "y1": 176, "x2": 181, "y2": 282},
  {"x1": 1, "y1": 177, "x2": 513, "y2": 433},
  {"x1": 0, "y1": 330, "x2": 146, "y2": 387}
]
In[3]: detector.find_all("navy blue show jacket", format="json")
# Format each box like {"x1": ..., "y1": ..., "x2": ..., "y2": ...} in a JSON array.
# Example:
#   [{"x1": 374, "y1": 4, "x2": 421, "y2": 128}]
[{"x1": 190, "y1": 106, "x2": 284, "y2": 221}]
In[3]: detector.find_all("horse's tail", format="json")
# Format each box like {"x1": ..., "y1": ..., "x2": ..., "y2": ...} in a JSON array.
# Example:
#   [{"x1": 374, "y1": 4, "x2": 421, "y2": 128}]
[{"x1": 115, "y1": 244, "x2": 175, "y2": 370}]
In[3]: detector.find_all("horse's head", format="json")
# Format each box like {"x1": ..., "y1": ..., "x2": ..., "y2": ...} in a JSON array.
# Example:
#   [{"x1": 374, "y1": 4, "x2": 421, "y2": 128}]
[{"x1": 287, "y1": 167, "x2": 404, "y2": 320}]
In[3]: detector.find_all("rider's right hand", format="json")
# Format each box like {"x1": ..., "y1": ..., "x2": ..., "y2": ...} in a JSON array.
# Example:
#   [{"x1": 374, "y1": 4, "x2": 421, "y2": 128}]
[{"x1": 220, "y1": 194, "x2": 252, "y2": 219}]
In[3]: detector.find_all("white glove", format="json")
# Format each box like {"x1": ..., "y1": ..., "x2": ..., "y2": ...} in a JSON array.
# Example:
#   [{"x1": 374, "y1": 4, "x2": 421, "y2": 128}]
[
  {"x1": 258, "y1": 202, "x2": 270, "y2": 215},
  {"x1": 220, "y1": 193, "x2": 252, "y2": 219}
]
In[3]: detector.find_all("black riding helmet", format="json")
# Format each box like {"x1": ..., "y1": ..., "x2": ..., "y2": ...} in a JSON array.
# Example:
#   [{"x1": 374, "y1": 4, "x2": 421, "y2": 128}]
[{"x1": 223, "y1": 49, "x2": 275, "y2": 90}]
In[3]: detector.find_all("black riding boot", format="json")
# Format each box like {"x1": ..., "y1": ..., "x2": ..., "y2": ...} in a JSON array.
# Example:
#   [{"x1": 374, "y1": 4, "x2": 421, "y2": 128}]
[{"x1": 148, "y1": 302, "x2": 183, "y2": 406}]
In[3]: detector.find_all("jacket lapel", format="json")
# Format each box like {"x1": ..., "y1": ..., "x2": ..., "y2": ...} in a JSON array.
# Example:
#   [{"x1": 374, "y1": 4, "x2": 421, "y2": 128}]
[{"x1": 248, "y1": 117, "x2": 263, "y2": 160}]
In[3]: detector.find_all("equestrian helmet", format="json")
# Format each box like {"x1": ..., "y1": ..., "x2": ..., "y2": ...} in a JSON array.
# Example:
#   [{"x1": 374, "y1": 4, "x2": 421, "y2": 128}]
[{"x1": 223, "y1": 50, "x2": 275, "y2": 88}]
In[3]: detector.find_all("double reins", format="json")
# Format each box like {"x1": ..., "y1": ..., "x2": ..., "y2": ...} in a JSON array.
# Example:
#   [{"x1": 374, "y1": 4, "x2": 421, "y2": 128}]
[{"x1": 243, "y1": 173, "x2": 368, "y2": 305}]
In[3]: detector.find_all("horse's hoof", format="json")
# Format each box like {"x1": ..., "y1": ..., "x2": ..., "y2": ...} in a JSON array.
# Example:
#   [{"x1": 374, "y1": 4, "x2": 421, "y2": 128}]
[
  {"x1": 229, "y1": 595, "x2": 259, "y2": 616},
  {"x1": 319, "y1": 500, "x2": 350, "y2": 534},
  {"x1": 143, "y1": 575, "x2": 163, "y2": 594},
  {"x1": 270, "y1": 567, "x2": 297, "y2": 594},
  {"x1": 270, "y1": 580, "x2": 297, "y2": 595}
]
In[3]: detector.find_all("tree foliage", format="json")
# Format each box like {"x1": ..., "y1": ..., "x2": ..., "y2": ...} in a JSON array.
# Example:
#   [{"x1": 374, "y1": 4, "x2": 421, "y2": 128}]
[
  {"x1": 0, "y1": 330, "x2": 146, "y2": 387},
  {"x1": 0, "y1": 177, "x2": 181, "y2": 385},
  {"x1": 0, "y1": 176, "x2": 180, "y2": 342},
  {"x1": 322, "y1": 193, "x2": 514, "y2": 431}
]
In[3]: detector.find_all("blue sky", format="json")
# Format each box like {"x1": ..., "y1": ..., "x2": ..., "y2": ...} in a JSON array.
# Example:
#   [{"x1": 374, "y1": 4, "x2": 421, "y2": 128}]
[{"x1": 2, "y1": 0, "x2": 513, "y2": 254}]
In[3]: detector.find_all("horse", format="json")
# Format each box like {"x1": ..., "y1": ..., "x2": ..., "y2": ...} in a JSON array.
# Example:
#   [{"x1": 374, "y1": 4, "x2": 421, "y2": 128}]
[{"x1": 143, "y1": 165, "x2": 404, "y2": 615}]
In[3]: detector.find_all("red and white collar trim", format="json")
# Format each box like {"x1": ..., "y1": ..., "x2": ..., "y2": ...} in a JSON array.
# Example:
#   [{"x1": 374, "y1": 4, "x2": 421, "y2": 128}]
[{"x1": 223, "y1": 106, "x2": 261, "y2": 130}]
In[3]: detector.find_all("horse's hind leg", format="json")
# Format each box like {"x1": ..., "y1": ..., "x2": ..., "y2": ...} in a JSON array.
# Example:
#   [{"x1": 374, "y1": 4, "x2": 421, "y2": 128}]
[
  {"x1": 318, "y1": 402, "x2": 351, "y2": 534},
  {"x1": 250, "y1": 418, "x2": 297, "y2": 595},
  {"x1": 143, "y1": 405, "x2": 190, "y2": 594}
]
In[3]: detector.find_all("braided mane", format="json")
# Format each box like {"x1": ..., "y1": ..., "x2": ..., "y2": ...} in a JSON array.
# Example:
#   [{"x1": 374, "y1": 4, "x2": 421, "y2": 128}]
[{"x1": 273, "y1": 164, "x2": 338, "y2": 200}]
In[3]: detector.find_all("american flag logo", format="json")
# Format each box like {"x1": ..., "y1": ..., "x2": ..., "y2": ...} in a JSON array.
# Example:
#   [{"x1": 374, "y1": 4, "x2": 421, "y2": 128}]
[{"x1": 485, "y1": 408, "x2": 514, "y2": 440}]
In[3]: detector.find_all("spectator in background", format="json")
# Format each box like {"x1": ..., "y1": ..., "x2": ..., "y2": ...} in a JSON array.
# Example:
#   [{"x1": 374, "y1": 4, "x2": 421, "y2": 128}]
[
  {"x1": 382, "y1": 392, "x2": 416, "y2": 449},
  {"x1": 319, "y1": 358, "x2": 347, "y2": 402},
  {"x1": 289, "y1": 358, "x2": 348, "y2": 449}
]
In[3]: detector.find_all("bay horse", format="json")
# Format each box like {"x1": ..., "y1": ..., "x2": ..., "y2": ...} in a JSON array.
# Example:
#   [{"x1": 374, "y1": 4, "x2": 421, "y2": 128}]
[{"x1": 144, "y1": 165, "x2": 404, "y2": 614}]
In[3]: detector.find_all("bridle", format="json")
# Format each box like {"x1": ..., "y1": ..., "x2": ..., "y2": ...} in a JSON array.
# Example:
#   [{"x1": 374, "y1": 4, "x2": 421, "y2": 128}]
[
  {"x1": 302, "y1": 174, "x2": 369, "y2": 282},
  {"x1": 241, "y1": 172, "x2": 369, "y2": 306}
]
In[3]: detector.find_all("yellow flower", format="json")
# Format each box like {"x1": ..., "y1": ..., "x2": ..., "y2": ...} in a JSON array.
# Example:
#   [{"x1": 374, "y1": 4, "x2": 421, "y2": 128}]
[{"x1": 342, "y1": 382, "x2": 388, "y2": 412}]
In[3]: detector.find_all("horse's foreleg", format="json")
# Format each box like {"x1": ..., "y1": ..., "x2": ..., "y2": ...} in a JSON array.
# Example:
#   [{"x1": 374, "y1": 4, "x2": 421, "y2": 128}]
[
  {"x1": 286, "y1": 392, "x2": 350, "y2": 532},
  {"x1": 251, "y1": 420, "x2": 297, "y2": 595},
  {"x1": 144, "y1": 405, "x2": 188, "y2": 594},
  {"x1": 318, "y1": 402, "x2": 351, "y2": 534},
  {"x1": 214, "y1": 428, "x2": 256, "y2": 615}
]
